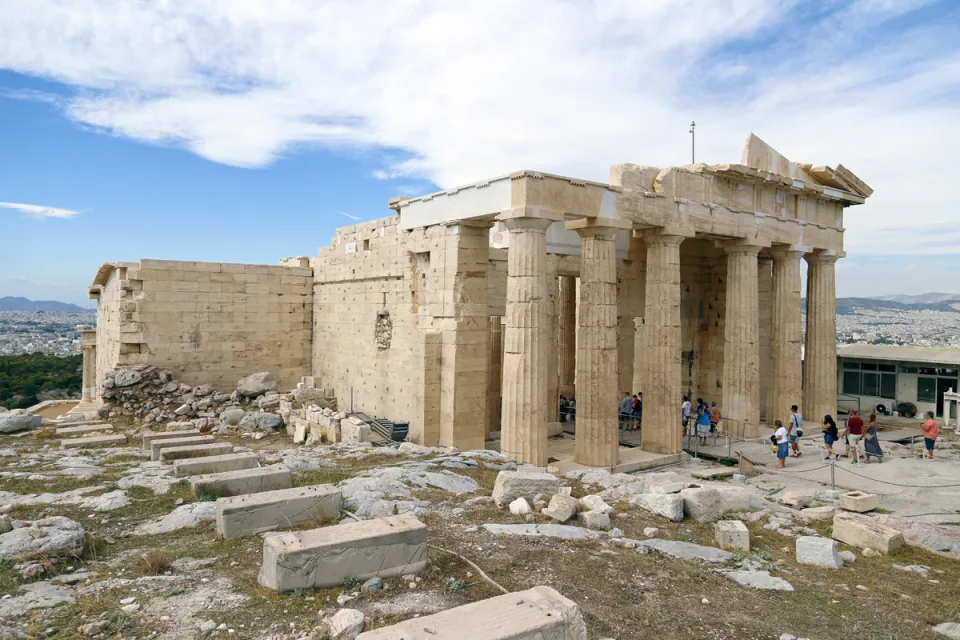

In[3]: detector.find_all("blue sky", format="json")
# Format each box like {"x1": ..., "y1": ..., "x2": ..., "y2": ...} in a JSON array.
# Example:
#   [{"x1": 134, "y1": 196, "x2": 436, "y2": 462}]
[{"x1": 1, "y1": 0, "x2": 958, "y2": 306}]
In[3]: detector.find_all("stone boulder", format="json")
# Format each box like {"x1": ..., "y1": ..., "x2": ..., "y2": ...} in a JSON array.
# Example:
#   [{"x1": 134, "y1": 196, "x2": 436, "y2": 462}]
[
  {"x1": 0, "y1": 517, "x2": 85, "y2": 559},
  {"x1": 579, "y1": 495, "x2": 614, "y2": 515},
  {"x1": 220, "y1": 409, "x2": 246, "y2": 426},
  {"x1": 832, "y1": 512, "x2": 904, "y2": 554},
  {"x1": 875, "y1": 515, "x2": 960, "y2": 559},
  {"x1": 492, "y1": 470, "x2": 560, "y2": 508},
  {"x1": 236, "y1": 372, "x2": 277, "y2": 397},
  {"x1": 238, "y1": 411, "x2": 284, "y2": 431},
  {"x1": 630, "y1": 494, "x2": 684, "y2": 522},
  {"x1": 796, "y1": 536, "x2": 843, "y2": 568},
  {"x1": 509, "y1": 498, "x2": 532, "y2": 516},
  {"x1": 715, "y1": 520, "x2": 749, "y2": 552},
  {"x1": 543, "y1": 494, "x2": 579, "y2": 523},
  {"x1": 0, "y1": 413, "x2": 42, "y2": 434},
  {"x1": 113, "y1": 369, "x2": 143, "y2": 388},
  {"x1": 680, "y1": 487, "x2": 724, "y2": 522},
  {"x1": 579, "y1": 510, "x2": 611, "y2": 530},
  {"x1": 324, "y1": 608, "x2": 365, "y2": 639},
  {"x1": 779, "y1": 490, "x2": 816, "y2": 508}
]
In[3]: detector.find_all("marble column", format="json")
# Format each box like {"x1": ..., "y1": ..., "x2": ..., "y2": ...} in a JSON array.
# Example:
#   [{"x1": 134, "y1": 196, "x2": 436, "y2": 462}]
[
  {"x1": 545, "y1": 269, "x2": 559, "y2": 423},
  {"x1": 500, "y1": 215, "x2": 555, "y2": 466},
  {"x1": 639, "y1": 232, "x2": 688, "y2": 454},
  {"x1": 557, "y1": 275, "x2": 577, "y2": 401},
  {"x1": 767, "y1": 246, "x2": 805, "y2": 427},
  {"x1": 568, "y1": 218, "x2": 628, "y2": 467},
  {"x1": 80, "y1": 346, "x2": 94, "y2": 404},
  {"x1": 722, "y1": 244, "x2": 761, "y2": 436},
  {"x1": 485, "y1": 316, "x2": 503, "y2": 433},
  {"x1": 804, "y1": 250, "x2": 840, "y2": 425},
  {"x1": 757, "y1": 256, "x2": 773, "y2": 422}
]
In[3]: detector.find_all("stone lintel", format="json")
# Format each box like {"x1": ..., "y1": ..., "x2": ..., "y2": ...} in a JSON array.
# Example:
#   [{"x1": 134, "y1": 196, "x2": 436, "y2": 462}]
[
  {"x1": 770, "y1": 244, "x2": 808, "y2": 256},
  {"x1": 564, "y1": 217, "x2": 633, "y2": 233},
  {"x1": 632, "y1": 226, "x2": 696, "y2": 241},
  {"x1": 496, "y1": 207, "x2": 565, "y2": 224},
  {"x1": 714, "y1": 239, "x2": 769, "y2": 252}
]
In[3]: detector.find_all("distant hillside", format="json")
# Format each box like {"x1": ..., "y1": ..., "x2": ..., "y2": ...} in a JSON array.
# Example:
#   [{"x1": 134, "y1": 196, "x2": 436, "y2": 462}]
[
  {"x1": 872, "y1": 292, "x2": 960, "y2": 304},
  {"x1": 801, "y1": 295, "x2": 960, "y2": 315},
  {"x1": 0, "y1": 297, "x2": 90, "y2": 312}
]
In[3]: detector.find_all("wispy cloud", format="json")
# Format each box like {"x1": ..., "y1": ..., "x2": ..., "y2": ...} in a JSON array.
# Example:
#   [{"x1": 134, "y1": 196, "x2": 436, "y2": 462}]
[
  {"x1": 0, "y1": 202, "x2": 80, "y2": 220},
  {"x1": 336, "y1": 211, "x2": 360, "y2": 221},
  {"x1": 0, "y1": 1, "x2": 957, "y2": 254}
]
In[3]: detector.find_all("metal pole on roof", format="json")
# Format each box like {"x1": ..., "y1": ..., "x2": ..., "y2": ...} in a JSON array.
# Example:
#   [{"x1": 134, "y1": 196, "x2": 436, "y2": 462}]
[{"x1": 689, "y1": 121, "x2": 696, "y2": 164}]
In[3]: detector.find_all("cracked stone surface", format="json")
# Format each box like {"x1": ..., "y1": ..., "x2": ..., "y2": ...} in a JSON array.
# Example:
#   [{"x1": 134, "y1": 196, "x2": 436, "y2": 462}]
[
  {"x1": 130, "y1": 502, "x2": 217, "y2": 536},
  {"x1": 0, "y1": 581, "x2": 74, "y2": 617}
]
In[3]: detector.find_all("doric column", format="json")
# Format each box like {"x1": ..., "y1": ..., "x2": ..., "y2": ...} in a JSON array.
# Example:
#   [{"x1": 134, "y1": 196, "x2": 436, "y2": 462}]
[
  {"x1": 767, "y1": 246, "x2": 805, "y2": 426},
  {"x1": 557, "y1": 275, "x2": 577, "y2": 400},
  {"x1": 757, "y1": 256, "x2": 773, "y2": 422},
  {"x1": 545, "y1": 268, "x2": 559, "y2": 423},
  {"x1": 499, "y1": 211, "x2": 559, "y2": 465},
  {"x1": 485, "y1": 316, "x2": 503, "y2": 433},
  {"x1": 722, "y1": 244, "x2": 762, "y2": 436},
  {"x1": 80, "y1": 346, "x2": 93, "y2": 404},
  {"x1": 568, "y1": 218, "x2": 630, "y2": 467},
  {"x1": 804, "y1": 250, "x2": 840, "y2": 425},
  {"x1": 638, "y1": 230, "x2": 690, "y2": 454},
  {"x1": 77, "y1": 325, "x2": 97, "y2": 405}
]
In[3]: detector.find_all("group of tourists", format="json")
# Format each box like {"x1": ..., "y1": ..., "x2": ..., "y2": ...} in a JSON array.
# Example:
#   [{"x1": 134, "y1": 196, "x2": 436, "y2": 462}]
[
  {"x1": 820, "y1": 409, "x2": 885, "y2": 464},
  {"x1": 681, "y1": 396, "x2": 721, "y2": 445},
  {"x1": 619, "y1": 392, "x2": 643, "y2": 431},
  {"x1": 559, "y1": 395, "x2": 576, "y2": 422}
]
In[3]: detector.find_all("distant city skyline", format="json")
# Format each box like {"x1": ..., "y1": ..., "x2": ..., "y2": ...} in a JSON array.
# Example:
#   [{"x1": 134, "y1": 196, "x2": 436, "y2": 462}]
[{"x1": 1, "y1": 1, "x2": 958, "y2": 305}]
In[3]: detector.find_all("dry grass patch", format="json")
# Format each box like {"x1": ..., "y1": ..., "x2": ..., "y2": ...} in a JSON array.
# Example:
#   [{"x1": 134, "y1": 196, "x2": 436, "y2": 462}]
[{"x1": 137, "y1": 549, "x2": 173, "y2": 575}]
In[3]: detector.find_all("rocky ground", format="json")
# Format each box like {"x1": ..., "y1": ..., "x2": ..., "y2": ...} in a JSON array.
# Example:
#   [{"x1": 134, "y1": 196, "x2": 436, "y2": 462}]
[{"x1": 0, "y1": 418, "x2": 958, "y2": 639}]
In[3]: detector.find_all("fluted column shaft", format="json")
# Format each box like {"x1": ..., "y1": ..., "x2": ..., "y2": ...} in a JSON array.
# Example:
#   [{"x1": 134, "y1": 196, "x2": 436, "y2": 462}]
[
  {"x1": 485, "y1": 316, "x2": 503, "y2": 433},
  {"x1": 722, "y1": 245, "x2": 761, "y2": 435},
  {"x1": 572, "y1": 226, "x2": 621, "y2": 467},
  {"x1": 767, "y1": 247, "x2": 805, "y2": 426},
  {"x1": 641, "y1": 234, "x2": 686, "y2": 454},
  {"x1": 758, "y1": 257, "x2": 773, "y2": 422},
  {"x1": 557, "y1": 275, "x2": 577, "y2": 400},
  {"x1": 501, "y1": 217, "x2": 553, "y2": 465},
  {"x1": 804, "y1": 251, "x2": 840, "y2": 425},
  {"x1": 80, "y1": 346, "x2": 93, "y2": 404}
]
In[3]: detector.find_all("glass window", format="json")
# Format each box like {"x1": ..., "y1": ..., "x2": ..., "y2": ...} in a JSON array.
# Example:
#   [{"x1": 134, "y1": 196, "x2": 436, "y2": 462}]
[
  {"x1": 901, "y1": 366, "x2": 919, "y2": 374},
  {"x1": 843, "y1": 361, "x2": 860, "y2": 370},
  {"x1": 938, "y1": 368, "x2": 959, "y2": 377},
  {"x1": 861, "y1": 362, "x2": 878, "y2": 371},
  {"x1": 880, "y1": 373, "x2": 896, "y2": 399},
  {"x1": 918, "y1": 377, "x2": 937, "y2": 403},
  {"x1": 878, "y1": 363, "x2": 896, "y2": 372},
  {"x1": 862, "y1": 372, "x2": 880, "y2": 397},
  {"x1": 843, "y1": 371, "x2": 861, "y2": 395},
  {"x1": 919, "y1": 367, "x2": 937, "y2": 376}
]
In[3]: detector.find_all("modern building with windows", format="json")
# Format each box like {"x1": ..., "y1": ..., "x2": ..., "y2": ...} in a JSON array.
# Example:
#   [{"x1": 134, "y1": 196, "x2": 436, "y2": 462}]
[{"x1": 837, "y1": 345, "x2": 960, "y2": 418}]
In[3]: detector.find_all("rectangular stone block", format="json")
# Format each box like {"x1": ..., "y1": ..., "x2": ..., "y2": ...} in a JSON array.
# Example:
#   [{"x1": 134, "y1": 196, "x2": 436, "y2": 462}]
[
  {"x1": 832, "y1": 512, "x2": 904, "y2": 554},
  {"x1": 61, "y1": 434, "x2": 127, "y2": 449},
  {"x1": 257, "y1": 514, "x2": 427, "y2": 592},
  {"x1": 839, "y1": 491, "x2": 878, "y2": 513},
  {"x1": 340, "y1": 419, "x2": 370, "y2": 444},
  {"x1": 159, "y1": 442, "x2": 234, "y2": 462},
  {"x1": 216, "y1": 484, "x2": 342, "y2": 539},
  {"x1": 150, "y1": 436, "x2": 214, "y2": 461},
  {"x1": 714, "y1": 520, "x2": 749, "y2": 552},
  {"x1": 173, "y1": 452, "x2": 260, "y2": 477},
  {"x1": 190, "y1": 464, "x2": 292, "y2": 498},
  {"x1": 55, "y1": 424, "x2": 114, "y2": 436},
  {"x1": 355, "y1": 585, "x2": 587, "y2": 639},
  {"x1": 141, "y1": 429, "x2": 202, "y2": 450}
]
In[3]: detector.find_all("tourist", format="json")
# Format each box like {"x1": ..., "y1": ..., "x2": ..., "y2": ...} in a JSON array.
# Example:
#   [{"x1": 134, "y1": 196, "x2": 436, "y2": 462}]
[
  {"x1": 696, "y1": 400, "x2": 711, "y2": 445},
  {"x1": 845, "y1": 409, "x2": 864, "y2": 464},
  {"x1": 863, "y1": 413, "x2": 884, "y2": 463},
  {"x1": 620, "y1": 392, "x2": 633, "y2": 429},
  {"x1": 709, "y1": 401, "x2": 720, "y2": 433},
  {"x1": 681, "y1": 396, "x2": 691, "y2": 435},
  {"x1": 635, "y1": 392, "x2": 643, "y2": 428},
  {"x1": 630, "y1": 394, "x2": 641, "y2": 431},
  {"x1": 921, "y1": 410, "x2": 938, "y2": 460},
  {"x1": 773, "y1": 419, "x2": 790, "y2": 468},
  {"x1": 559, "y1": 395, "x2": 567, "y2": 421},
  {"x1": 822, "y1": 415, "x2": 839, "y2": 459},
  {"x1": 789, "y1": 405, "x2": 803, "y2": 458}
]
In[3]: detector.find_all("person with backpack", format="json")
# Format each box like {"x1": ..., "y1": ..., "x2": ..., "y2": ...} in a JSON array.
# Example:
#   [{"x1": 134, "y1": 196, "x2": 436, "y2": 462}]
[
  {"x1": 789, "y1": 405, "x2": 803, "y2": 458},
  {"x1": 822, "y1": 415, "x2": 839, "y2": 460}
]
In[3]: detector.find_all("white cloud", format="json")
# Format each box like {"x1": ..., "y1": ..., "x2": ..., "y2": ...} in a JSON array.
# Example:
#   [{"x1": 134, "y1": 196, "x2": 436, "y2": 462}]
[
  {"x1": 336, "y1": 211, "x2": 360, "y2": 221},
  {"x1": 0, "y1": 0, "x2": 957, "y2": 255},
  {"x1": 0, "y1": 202, "x2": 80, "y2": 220}
]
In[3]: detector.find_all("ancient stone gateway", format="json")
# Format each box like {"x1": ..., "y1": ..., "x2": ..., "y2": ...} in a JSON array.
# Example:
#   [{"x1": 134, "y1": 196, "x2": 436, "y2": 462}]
[{"x1": 85, "y1": 134, "x2": 870, "y2": 468}]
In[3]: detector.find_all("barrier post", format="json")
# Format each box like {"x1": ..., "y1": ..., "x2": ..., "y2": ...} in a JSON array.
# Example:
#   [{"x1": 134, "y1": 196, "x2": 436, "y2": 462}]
[{"x1": 830, "y1": 457, "x2": 836, "y2": 492}]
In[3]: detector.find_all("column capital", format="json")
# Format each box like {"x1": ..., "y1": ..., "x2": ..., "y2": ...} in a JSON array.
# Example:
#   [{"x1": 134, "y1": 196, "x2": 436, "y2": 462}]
[
  {"x1": 770, "y1": 244, "x2": 808, "y2": 259},
  {"x1": 444, "y1": 219, "x2": 495, "y2": 232},
  {"x1": 496, "y1": 207, "x2": 564, "y2": 226},
  {"x1": 633, "y1": 225, "x2": 694, "y2": 246},
  {"x1": 805, "y1": 249, "x2": 844, "y2": 265},
  {"x1": 565, "y1": 216, "x2": 632, "y2": 232},
  {"x1": 721, "y1": 242, "x2": 763, "y2": 257}
]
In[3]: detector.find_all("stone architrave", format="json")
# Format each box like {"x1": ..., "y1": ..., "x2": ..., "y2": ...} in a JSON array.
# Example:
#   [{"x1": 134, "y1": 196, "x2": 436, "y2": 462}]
[
  {"x1": 767, "y1": 246, "x2": 805, "y2": 426},
  {"x1": 557, "y1": 275, "x2": 577, "y2": 400},
  {"x1": 804, "y1": 251, "x2": 840, "y2": 424},
  {"x1": 637, "y1": 230, "x2": 691, "y2": 454},
  {"x1": 722, "y1": 244, "x2": 762, "y2": 436},
  {"x1": 567, "y1": 218, "x2": 630, "y2": 467},
  {"x1": 499, "y1": 211, "x2": 560, "y2": 466}
]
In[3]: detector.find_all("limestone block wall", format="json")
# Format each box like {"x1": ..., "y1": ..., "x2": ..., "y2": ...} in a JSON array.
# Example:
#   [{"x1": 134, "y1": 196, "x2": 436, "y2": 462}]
[{"x1": 95, "y1": 259, "x2": 312, "y2": 392}]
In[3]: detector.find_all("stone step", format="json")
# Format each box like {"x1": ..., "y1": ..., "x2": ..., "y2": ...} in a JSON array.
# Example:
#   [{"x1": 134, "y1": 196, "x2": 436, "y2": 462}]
[
  {"x1": 149, "y1": 436, "x2": 214, "y2": 461},
  {"x1": 257, "y1": 514, "x2": 427, "y2": 592},
  {"x1": 216, "y1": 484, "x2": 342, "y2": 539},
  {"x1": 355, "y1": 586, "x2": 586, "y2": 639},
  {"x1": 159, "y1": 442, "x2": 234, "y2": 463},
  {"x1": 173, "y1": 452, "x2": 260, "y2": 477},
  {"x1": 141, "y1": 430, "x2": 202, "y2": 450},
  {"x1": 54, "y1": 419, "x2": 106, "y2": 427},
  {"x1": 61, "y1": 434, "x2": 128, "y2": 450},
  {"x1": 55, "y1": 424, "x2": 114, "y2": 436},
  {"x1": 189, "y1": 464, "x2": 292, "y2": 499}
]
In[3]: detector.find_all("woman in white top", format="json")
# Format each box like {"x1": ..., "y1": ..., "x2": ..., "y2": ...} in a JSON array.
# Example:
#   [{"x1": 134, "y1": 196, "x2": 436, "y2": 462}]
[{"x1": 773, "y1": 419, "x2": 790, "y2": 468}]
